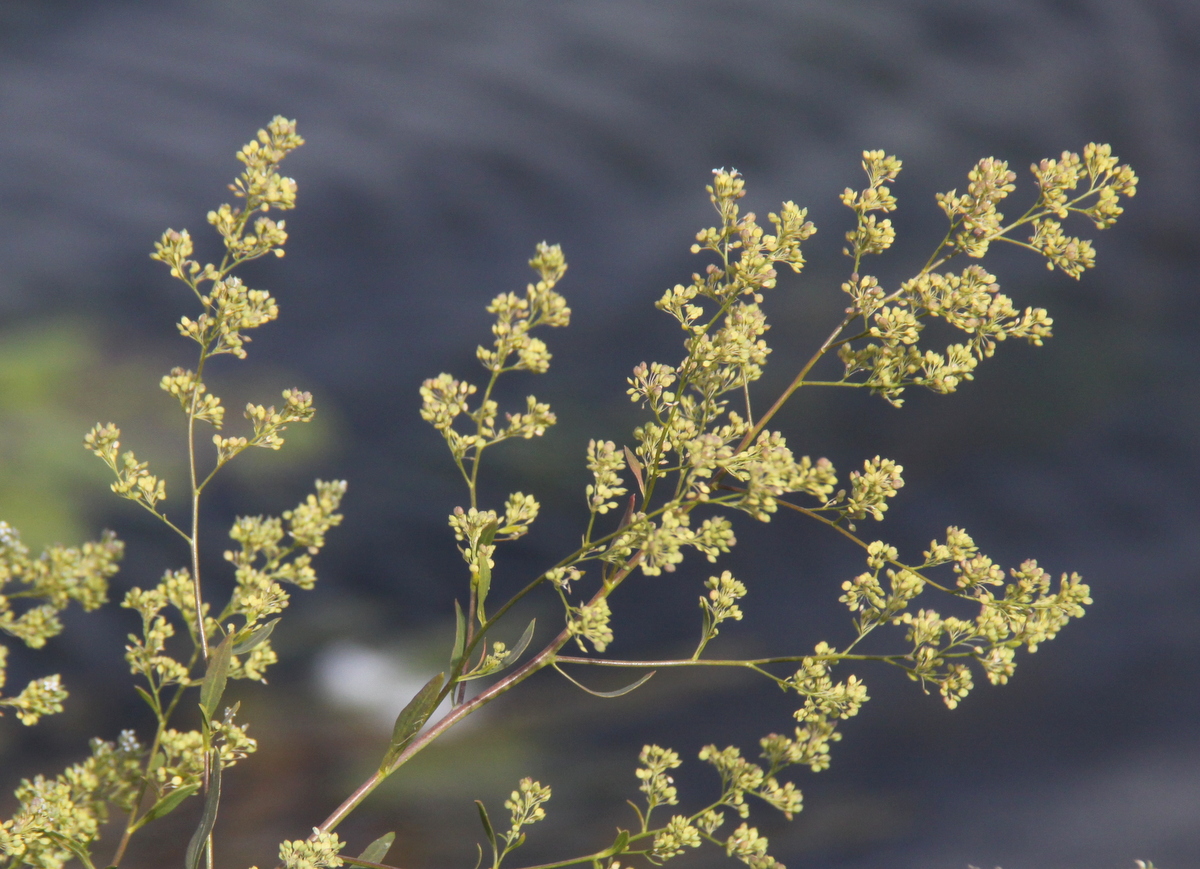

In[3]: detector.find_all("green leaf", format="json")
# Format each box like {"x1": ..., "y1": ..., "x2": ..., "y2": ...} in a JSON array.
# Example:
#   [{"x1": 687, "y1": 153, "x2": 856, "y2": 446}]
[
  {"x1": 451, "y1": 600, "x2": 466, "y2": 669},
  {"x1": 478, "y1": 518, "x2": 499, "y2": 548},
  {"x1": 380, "y1": 672, "x2": 445, "y2": 773},
  {"x1": 623, "y1": 445, "x2": 645, "y2": 498},
  {"x1": 551, "y1": 663, "x2": 655, "y2": 698},
  {"x1": 605, "y1": 829, "x2": 630, "y2": 858},
  {"x1": 138, "y1": 783, "x2": 200, "y2": 827},
  {"x1": 474, "y1": 557, "x2": 492, "y2": 624},
  {"x1": 474, "y1": 519, "x2": 499, "y2": 623},
  {"x1": 231, "y1": 617, "x2": 280, "y2": 655},
  {"x1": 184, "y1": 756, "x2": 221, "y2": 869},
  {"x1": 199, "y1": 632, "x2": 234, "y2": 721},
  {"x1": 500, "y1": 618, "x2": 536, "y2": 667},
  {"x1": 133, "y1": 685, "x2": 159, "y2": 713},
  {"x1": 356, "y1": 832, "x2": 395, "y2": 864},
  {"x1": 474, "y1": 800, "x2": 498, "y2": 852},
  {"x1": 41, "y1": 832, "x2": 98, "y2": 869}
]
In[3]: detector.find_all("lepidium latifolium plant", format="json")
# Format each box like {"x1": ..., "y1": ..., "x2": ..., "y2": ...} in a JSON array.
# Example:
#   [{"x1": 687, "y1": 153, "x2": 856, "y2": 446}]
[{"x1": 0, "y1": 118, "x2": 1153, "y2": 869}]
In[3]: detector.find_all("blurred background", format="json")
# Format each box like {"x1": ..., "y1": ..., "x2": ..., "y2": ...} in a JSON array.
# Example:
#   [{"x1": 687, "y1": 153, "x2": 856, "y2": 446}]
[{"x1": 0, "y1": 1, "x2": 1197, "y2": 867}]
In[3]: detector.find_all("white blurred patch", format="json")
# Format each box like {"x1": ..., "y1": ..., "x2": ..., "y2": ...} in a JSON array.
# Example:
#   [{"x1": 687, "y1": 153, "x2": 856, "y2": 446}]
[{"x1": 313, "y1": 641, "x2": 466, "y2": 733}]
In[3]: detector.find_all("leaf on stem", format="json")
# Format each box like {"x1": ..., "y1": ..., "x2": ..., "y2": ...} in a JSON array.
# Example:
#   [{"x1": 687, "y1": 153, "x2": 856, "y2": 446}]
[
  {"x1": 451, "y1": 600, "x2": 467, "y2": 668},
  {"x1": 356, "y1": 832, "x2": 396, "y2": 864},
  {"x1": 623, "y1": 445, "x2": 645, "y2": 498},
  {"x1": 500, "y1": 619, "x2": 536, "y2": 667},
  {"x1": 551, "y1": 663, "x2": 655, "y2": 698},
  {"x1": 199, "y1": 632, "x2": 234, "y2": 722},
  {"x1": 605, "y1": 829, "x2": 630, "y2": 858},
  {"x1": 380, "y1": 672, "x2": 445, "y2": 773},
  {"x1": 133, "y1": 685, "x2": 158, "y2": 713},
  {"x1": 475, "y1": 799, "x2": 498, "y2": 851},
  {"x1": 184, "y1": 754, "x2": 221, "y2": 869},
  {"x1": 231, "y1": 617, "x2": 279, "y2": 655},
  {"x1": 138, "y1": 783, "x2": 200, "y2": 827}
]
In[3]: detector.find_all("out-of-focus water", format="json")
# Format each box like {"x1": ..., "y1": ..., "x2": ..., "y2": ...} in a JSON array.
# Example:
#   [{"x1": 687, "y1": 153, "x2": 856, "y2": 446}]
[{"x1": 1, "y1": 2, "x2": 1197, "y2": 867}]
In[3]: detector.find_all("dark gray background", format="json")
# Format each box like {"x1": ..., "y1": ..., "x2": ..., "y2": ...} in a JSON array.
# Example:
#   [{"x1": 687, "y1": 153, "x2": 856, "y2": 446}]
[{"x1": 0, "y1": 2, "x2": 1197, "y2": 868}]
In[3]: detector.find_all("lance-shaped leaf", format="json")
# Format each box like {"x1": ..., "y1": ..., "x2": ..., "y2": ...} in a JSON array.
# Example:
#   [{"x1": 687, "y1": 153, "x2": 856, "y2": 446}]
[
  {"x1": 551, "y1": 663, "x2": 655, "y2": 698},
  {"x1": 184, "y1": 756, "x2": 221, "y2": 869},
  {"x1": 133, "y1": 685, "x2": 159, "y2": 714},
  {"x1": 450, "y1": 600, "x2": 467, "y2": 670},
  {"x1": 473, "y1": 519, "x2": 499, "y2": 623},
  {"x1": 623, "y1": 445, "x2": 645, "y2": 498},
  {"x1": 475, "y1": 800, "x2": 498, "y2": 854},
  {"x1": 458, "y1": 619, "x2": 538, "y2": 682},
  {"x1": 603, "y1": 829, "x2": 630, "y2": 858},
  {"x1": 136, "y1": 783, "x2": 200, "y2": 829},
  {"x1": 380, "y1": 672, "x2": 445, "y2": 773},
  {"x1": 41, "y1": 832, "x2": 99, "y2": 869},
  {"x1": 231, "y1": 618, "x2": 280, "y2": 655},
  {"x1": 356, "y1": 832, "x2": 396, "y2": 865},
  {"x1": 199, "y1": 632, "x2": 234, "y2": 721},
  {"x1": 500, "y1": 618, "x2": 536, "y2": 667}
]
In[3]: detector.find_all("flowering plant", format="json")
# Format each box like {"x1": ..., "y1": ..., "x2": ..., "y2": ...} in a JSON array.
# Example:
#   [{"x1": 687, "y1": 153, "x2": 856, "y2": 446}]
[{"x1": 0, "y1": 118, "x2": 1148, "y2": 869}]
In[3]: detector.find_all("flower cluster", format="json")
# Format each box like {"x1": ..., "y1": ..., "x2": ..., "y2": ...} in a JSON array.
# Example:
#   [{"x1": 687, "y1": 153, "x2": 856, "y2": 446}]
[
  {"x1": 275, "y1": 830, "x2": 345, "y2": 869},
  {"x1": 0, "y1": 523, "x2": 122, "y2": 725},
  {"x1": 503, "y1": 778, "x2": 552, "y2": 846},
  {"x1": 0, "y1": 733, "x2": 142, "y2": 869},
  {"x1": 836, "y1": 145, "x2": 1136, "y2": 405},
  {"x1": 420, "y1": 244, "x2": 567, "y2": 468},
  {"x1": 83, "y1": 424, "x2": 169, "y2": 515}
]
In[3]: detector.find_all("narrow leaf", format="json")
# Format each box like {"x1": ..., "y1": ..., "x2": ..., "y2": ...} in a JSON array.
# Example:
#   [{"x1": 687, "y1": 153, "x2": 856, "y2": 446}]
[
  {"x1": 138, "y1": 783, "x2": 200, "y2": 826},
  {"x1": 617, "y1": 494, "x2": 637, "y2": 531},
  {"x1": 623, "y1": 445, "x2": 645, "y2": 498},
  {"x1": 474, "y1": 519, "x2": 498, "y2": 623},
  {"x1": 474, "y1": 557, "x2": 492, "y2": 624},
  {"x1": 199, "y1": 632, "x2": 234, "y2": 721},
  {"x1": 478, "y1": 519, "x2": 499, "y2": 548},
  {"x1": 606, "y1": 829, "x2": 630, "y2": 857},
  {"x1": 231, "y1": 618, "x2": 280, "y2": 656},
  {"x1": 552, "y1": 663, "x2": 656, "y2": 698},
  {"x1": 474, "y1": 800, "x2": 498, "y2": 851},
  {"x1": 184, "y1": 756, "x2": 221, "y2": 869},
  {"x1": 380, "y1": 672, "x2": 445, "y2": 772},
  {"x1": 133, "y1": 685, "x2": 158, "y2": 713},
  {"x1": 356, "y1": 832, "x2": 395, "y2": 864},
  {"x1": 41, "y1": 832, "x2": 99, "y2": 869},
  {"x1": 500, "y1": 618, "x2": 536, "y2": 667},
  {"x1": 451, "y1": 600, "x2": 466, "y2": 668}
]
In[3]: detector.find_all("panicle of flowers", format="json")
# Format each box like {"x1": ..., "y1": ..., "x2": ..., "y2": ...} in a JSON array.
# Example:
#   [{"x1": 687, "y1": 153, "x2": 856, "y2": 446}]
[
  {"x1": 841, "y1": 456, "x2": 904, "y2": 523},
  {"x1": 83, "y1": 423, "x2": 169, "y2": 514},
  {"x1": 651, "y1": 815, "x2": 702, "y2": 861},
  {"x1": 175, "y1": 276, "x2": 280, "y2": 359},
  {"x1": 586, "y1": 440, "x2": 628, "y2": 515},
  {"x1": 724, "y1": 823, "x2": 784, "y2": 869},
  {"x1": 0, "y1": 522, "x2": 122, "y2": 725},
  {"x1": 567, "y1": 596, "x2": 614, "y2": 652},
  {"x1": 840, "y1": 150, "x2": 902, "y2": 262},
  {"x1": 153, "y1": 119, "x2": 300, "y2": 322},
  {"x1": 477, "y1": 243, "x2": 570, "y2": 374},
  {"x1": 835, "y1": 145, "x2": 1133, "y2": 406},
  {"x1": 274, "y1": 830, "x2": 345, "y2": 869},
  {"x1": 0, "y1": 734, "x2": 143, "y2": 869},
  {"x1": 834, "y1": 525, "x2": 1092, "y2": 709},
  {"x1": 160, "y1": 367, "x2": 225, "y2": 427},
  {"x1": 698, "y1": 743, "x2": 801, "y2": 824},
  {"x1": 421, "y1": 246, "x2": 565, "y2": 515},
  {"x1": 636, "y1": 745, "x2": 682, "y2": 814},
  {"x1": 503, "y1": 778, "x2": 552, "y2": 846},
  {"x1": 935, "y1": 156, "x2": 1016, "y2": 258},
  {"x1": 698, "y1": 570, "x2": 747, "y2": 647}
]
